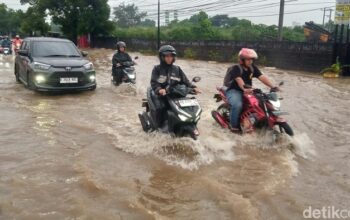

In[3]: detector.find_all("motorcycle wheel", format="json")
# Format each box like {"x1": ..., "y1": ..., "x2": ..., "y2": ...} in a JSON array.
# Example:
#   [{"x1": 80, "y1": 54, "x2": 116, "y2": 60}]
[
  {"x1": 211, "y1": 104, "x2": 230, "y2": 128},
  {"x1": 278, "y1": 122, "x2": 294, "y2": 136}
]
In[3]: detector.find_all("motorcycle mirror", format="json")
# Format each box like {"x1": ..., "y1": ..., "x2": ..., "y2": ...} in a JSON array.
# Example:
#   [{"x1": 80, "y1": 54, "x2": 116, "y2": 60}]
[
  {"x1": 134, "y1": 56, "x2": 139, "y2": 60},
  {"x1": 279, "y1": 81, "x2": 284, "y2": 86},
  {"x1": 18, "y1": 49, "x2": 29, "y2": 56},
  {"x1": 192, "y1": 76, "x2": 201, "y2": 83}
]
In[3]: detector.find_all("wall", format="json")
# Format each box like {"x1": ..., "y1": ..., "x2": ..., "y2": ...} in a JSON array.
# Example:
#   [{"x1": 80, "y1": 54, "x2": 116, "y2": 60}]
[{"x1": 93, "y1": 37, "x2": 334, "y2": 73}]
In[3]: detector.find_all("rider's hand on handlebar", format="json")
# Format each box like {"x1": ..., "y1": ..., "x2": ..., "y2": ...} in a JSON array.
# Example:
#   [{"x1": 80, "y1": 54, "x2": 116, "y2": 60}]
[
  {"x1": 159, "y1": 89, "x2": 167, "y2": 96},
  {"x1": 272, "y1": 86, "x2": 282, "y2": 92},
  {"x1": 243, "y1": 88, "x2": 253, "y2": 94}
]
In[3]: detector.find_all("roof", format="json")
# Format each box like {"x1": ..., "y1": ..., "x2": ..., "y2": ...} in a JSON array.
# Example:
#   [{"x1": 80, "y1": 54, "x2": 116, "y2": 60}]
[{"x1": 24, "y1": 37, "x2": 71, "y2": 42}]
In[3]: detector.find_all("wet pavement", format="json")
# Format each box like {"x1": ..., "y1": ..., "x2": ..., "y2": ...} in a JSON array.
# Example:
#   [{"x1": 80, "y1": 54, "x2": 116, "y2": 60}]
[{"x1": 0, "y1": 49, "x2": 349, "y2": 219}]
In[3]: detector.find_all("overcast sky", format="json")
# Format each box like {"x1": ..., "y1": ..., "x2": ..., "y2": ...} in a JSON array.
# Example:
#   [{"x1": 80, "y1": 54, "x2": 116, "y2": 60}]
[{"x1": 0, "y1": 0, "x2": 337, "y2": 26}]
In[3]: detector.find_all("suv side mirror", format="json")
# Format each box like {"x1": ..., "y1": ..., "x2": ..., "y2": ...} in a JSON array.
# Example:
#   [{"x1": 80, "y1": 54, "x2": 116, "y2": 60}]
[
  {"x1": 192, "y1": 76, "x2": 201, "y2": 83},
  {"x1": 81, "y1": 51, "x2": 88, "y2": 57},
  {"x1": 18, "y1": 49, "x2": 29, "y2": 56}
]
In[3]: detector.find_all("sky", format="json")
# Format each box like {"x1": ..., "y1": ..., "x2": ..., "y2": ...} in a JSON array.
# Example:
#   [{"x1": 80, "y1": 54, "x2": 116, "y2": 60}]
[{"x1": 0, "y1": 0, "x2": 337, "y2": 26}]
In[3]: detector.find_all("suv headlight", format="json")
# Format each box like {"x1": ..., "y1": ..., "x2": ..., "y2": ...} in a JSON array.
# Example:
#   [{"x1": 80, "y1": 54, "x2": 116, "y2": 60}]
[
  {"x1": 33, "y1": 62, "x2": 51, "y2": 70},
  {"x1": 83, "y1": 62, "x2": 94, "y2": 70}
]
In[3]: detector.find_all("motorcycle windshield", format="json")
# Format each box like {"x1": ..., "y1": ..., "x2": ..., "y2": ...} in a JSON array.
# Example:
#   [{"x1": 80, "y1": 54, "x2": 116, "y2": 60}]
[
  {"x1": 267, "y1": 92, "x2": 278, "y2": 101},
  {"x1": 123, "y1": 68, "x2": 135, "y2": 74}
]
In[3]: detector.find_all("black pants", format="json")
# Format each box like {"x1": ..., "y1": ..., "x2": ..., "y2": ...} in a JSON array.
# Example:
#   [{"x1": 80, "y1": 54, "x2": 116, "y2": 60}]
[
  {"x1": 112, "y1": 68, "x2": 123, "y2": 84},
  {"x1": 150, "y1": 91, "x2": 168, "y2": 128}
]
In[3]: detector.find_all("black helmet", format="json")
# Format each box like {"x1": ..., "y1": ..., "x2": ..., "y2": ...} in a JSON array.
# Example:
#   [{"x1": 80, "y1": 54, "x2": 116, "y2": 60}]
[
  {"x1": 116, "y1": 41, "x2": 126, "y2": 50},
  {"x1": 159, "y1": 45, "x2": 176, "y2": 57},
  {"x1": 159, "y1": 45, "x2": 177, "y2": 63}
]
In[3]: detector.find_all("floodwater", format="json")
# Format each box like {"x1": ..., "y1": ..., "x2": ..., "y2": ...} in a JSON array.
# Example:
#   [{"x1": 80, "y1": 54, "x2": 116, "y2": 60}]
[{"x1": 0, "y1": 49, "x2": 349, "y2": 220}]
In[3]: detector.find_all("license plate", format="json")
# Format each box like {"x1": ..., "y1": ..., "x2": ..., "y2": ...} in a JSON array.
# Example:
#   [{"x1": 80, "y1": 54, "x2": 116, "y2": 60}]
[
  {"x1": 178, "y1": 99, "x2": 199, "y2": 107},
  {"x1": 60, "y1": 77, "x2": 78, "y2": 84}
]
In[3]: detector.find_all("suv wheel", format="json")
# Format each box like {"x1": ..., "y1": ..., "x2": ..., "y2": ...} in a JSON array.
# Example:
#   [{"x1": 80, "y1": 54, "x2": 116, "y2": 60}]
[
  {"x1": 27, "y1": 72, "x2": 36, "y2": 90},
  {"x1": 14, "y1": 65, "x2": 20, "y2": 83}
]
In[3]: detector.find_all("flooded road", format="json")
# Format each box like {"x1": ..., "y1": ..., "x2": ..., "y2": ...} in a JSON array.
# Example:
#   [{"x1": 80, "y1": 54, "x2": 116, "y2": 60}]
[{"x1": 0, "y1": 49, "x2": 349, "y2": 220}]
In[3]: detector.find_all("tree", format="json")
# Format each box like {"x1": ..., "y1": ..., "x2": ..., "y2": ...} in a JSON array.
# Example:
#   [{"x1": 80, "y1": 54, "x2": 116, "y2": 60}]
[
  {"x1": 139, "y1": 19, "x2": 156, "y2": 27},
  {"x1": 20, "y1": 0, "x2": 113, "y2": 42},
  {"x1": 20, "y1": 6, "x2": 49, "y2": 36},
  {"x1": 0, "y1": 3, "x2": 24, "y2": 35},
  {"x1": 192, "y1": 11, "x2": 217, "y2": 40},
  {"x1": 210, "y1": 14, "x2": 231, "y2": 27},
  {"x1": 113, "y1": 3, "x2": 147, "y2": 27}
]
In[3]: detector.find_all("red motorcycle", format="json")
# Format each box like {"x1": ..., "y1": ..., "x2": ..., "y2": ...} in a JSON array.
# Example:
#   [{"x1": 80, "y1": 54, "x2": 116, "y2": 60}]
[{"x1": 211, "y1": 82, "x2": 294, "y2": 136}]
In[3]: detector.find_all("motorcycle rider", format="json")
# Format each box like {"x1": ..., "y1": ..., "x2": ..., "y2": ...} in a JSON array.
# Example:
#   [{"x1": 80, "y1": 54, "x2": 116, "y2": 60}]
[
  {"x1": 150, "y1": 45, "x2": 201, "y2": 128},
  {"x1": 223, "y1": 48, "x2": 280, "y2": 132},
  {"x1": 2, "y1": 36, "x2": 12, "y2": 47},
  {"x1": 112, "y1": 41, "x2": 132, "y2": 85},
  {"x1": 12, "y1": 35, "x2": 22, "y2": 51}
]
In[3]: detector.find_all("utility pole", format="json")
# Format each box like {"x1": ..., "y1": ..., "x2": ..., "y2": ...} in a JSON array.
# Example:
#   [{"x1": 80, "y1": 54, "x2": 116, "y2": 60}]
[
  {"x1": 157, "y1": 0, "x2": 160, "y2": 50},
  {"x1": 323, "y1": 7, "x2": 326, "y2": 26},
  {"x1": 329, "y1": 9, "x2": 333, "y2": 24},
  {"x1": 278, "y1": 0, "x2": 285, "y2": 41}
]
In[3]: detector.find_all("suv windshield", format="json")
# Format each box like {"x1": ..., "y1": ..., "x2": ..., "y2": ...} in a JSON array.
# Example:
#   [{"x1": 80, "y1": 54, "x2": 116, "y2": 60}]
[{"x1": 32, "y1": 41, "x2": 81, "y2": 57}]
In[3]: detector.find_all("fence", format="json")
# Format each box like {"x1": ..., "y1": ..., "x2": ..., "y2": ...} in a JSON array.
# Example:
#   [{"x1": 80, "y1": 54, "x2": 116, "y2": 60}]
[{"x1": 92, "y1": 37, "x2": 335, "y2": 73}]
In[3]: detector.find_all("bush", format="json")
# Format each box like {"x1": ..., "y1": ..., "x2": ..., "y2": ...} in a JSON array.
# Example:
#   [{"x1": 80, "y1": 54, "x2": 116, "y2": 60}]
[
  {"x1": 183, "y1": 48, "x2": 196, "y2": 59},
  {"x1": 208, "y1": 50, "x2": 219, "y2": 61}
]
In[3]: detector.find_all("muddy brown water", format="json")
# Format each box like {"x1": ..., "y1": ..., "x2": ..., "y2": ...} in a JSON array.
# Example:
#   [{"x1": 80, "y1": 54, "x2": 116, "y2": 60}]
[{"x1": 0, "y1": 49, "x2": 349, "y2": 220}]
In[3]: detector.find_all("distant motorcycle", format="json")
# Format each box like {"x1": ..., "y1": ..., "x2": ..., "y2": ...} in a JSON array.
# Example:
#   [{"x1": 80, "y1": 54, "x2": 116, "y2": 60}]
[
  {"x1": 112, "y1": 56, "x2": 138, "y2": 85},
  {"x1": 139, "y1": 77, "x2": 202, "y2": 140},
  {"x1": 211, "y1": 82, "x2": 294, "y2": 136},
  {"x1": 14, "y1": 42, "x2": 21, "y2": 54},
  {"x1": 3, "y1": 47, "x2": 11, "y2": 56}
]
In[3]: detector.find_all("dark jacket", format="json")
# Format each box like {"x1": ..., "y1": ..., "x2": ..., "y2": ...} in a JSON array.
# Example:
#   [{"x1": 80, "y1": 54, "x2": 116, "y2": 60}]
[
  {"x1": 112, "y1": 51, "x2": 132, "y2": 72},
  {"x1": 151, "y1": 64, "x2": 195, "y2": 94}
]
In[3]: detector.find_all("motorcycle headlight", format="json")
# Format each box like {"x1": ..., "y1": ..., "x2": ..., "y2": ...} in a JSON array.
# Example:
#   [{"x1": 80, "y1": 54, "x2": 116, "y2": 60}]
[
  {"x1": 83, "y1": 62, "x2": 94, "y2": 70},
  {"x1": 33, "y1": 62, "x2": 51, "y2": 70},
  {"x1": 178, "y1": 114, "x2": 190, "y2": 122}
]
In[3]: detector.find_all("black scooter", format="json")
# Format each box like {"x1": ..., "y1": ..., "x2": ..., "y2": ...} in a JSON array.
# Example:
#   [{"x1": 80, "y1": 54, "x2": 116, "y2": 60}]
[
  {"x1": 112, "y1": 57, "x2": 138, "y2": 85},
  {"x1": 139, "y1": 77, "x2": 202, "y2": 140}
]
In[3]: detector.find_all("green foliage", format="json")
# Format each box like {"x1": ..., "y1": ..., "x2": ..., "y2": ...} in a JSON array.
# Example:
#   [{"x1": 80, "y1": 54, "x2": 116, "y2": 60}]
[
  {"x1": 321, "y1": 57, "x2": 341, "y2": 74},
  {"x1": 110, "y1": 11, "x2": 306, "y2": 42},
  {"x1": 257, "y1": 55, "x2": 268, "y2": 66},
  {"x1": 113, "y1": 3, "x2": 147, "y2": 27},
  {"x1": 0, "y1": 3, "x2": 24, "y2": 35},
  {"x1": 113, "y1": 27, "x2": 157, "y2": 40},
  {"x1": 208, "y1": 50, "x2": 219, "y2": 61},
  {"x1": 20, "y1": 0, "x2": 113, "y2": 41},
  {"x1": 183, "y1": 48, "x2": 196, "y2": 59},
  {"x1": 20, "y1": 7, "x2": 49, "y2": 36}
]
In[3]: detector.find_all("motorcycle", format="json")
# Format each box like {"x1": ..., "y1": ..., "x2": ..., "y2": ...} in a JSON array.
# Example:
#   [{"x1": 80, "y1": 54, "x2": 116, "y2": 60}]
[
  {"x1": 112, "y1": 56, "x2": 138, "y2": 85},
  {"x1": 3, "y1": 47, "x2": 11, "y2": 56},
  {"x1": 211, "y1": 82, "x2": 294, "y2": 136},
  {"x1": 139, "y1": 77, "x2": 202, "y2": 140}
]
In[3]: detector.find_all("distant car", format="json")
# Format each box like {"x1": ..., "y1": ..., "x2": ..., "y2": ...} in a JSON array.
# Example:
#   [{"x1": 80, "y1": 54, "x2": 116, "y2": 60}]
[{"x1": 14, "y1": 37, "x2": 96, "y2": 92}]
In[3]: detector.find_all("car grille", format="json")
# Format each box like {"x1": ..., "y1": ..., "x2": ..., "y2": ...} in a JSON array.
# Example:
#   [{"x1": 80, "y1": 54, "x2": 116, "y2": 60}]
[{"x1": 47, "y1": 72, "x2": 90, "y2": 87}]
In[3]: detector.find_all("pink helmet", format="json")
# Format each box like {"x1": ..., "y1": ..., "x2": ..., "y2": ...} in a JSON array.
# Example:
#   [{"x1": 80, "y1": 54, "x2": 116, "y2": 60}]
[{"x1": 238, "y1": 48, "x2": 258, "y2": 60}]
